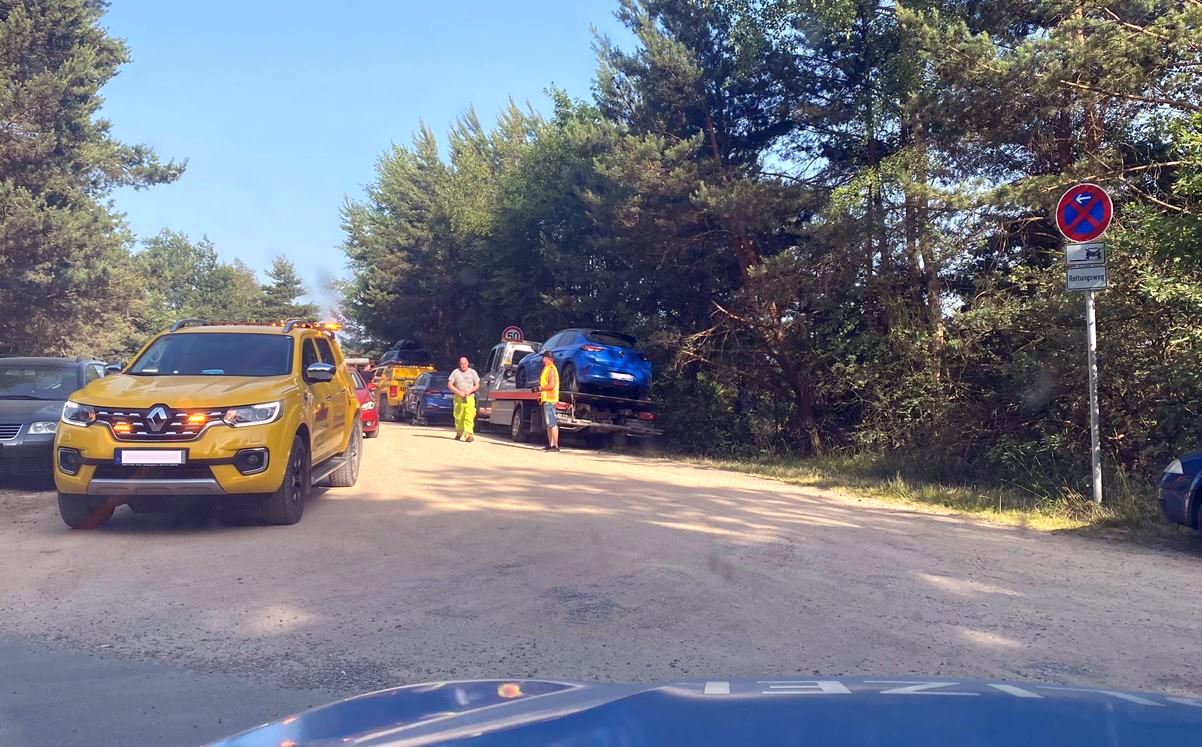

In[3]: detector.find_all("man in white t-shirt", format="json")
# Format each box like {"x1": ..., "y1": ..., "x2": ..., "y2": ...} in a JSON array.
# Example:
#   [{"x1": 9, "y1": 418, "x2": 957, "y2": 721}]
[{"x1": 447, "y1": 357, "x2": 480, "y2": 442}]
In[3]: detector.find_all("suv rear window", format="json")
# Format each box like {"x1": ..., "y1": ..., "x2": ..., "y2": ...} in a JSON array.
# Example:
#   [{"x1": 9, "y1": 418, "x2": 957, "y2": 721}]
[
  {"x1": 130, "y1": 334, "x2": 294, "y2": 377},
  {"x1": 586, "y1": 332, "x2": 637, "y2": 348}
]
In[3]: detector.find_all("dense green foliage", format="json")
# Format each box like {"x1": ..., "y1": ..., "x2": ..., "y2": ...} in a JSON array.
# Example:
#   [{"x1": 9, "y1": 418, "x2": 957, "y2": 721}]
[
  {"x1": 343, "y1": 0, "x2": 1201, "y2": 496},
  {"x1": 0, "y1": 1, "x2": 320, "y2": 359}
]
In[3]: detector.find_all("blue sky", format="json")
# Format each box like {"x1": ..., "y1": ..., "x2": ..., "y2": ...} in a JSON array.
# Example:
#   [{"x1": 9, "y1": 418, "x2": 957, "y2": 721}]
[{"x1": 100, "y1": 1, "x2": 631, "y2": 310}]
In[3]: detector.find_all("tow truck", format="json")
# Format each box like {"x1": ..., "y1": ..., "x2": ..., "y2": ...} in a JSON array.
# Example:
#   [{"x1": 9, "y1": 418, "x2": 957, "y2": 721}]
[
  {"x1": 475, "y1": 327, "x2": 661, "y2": 448},
  {"x1": 371, "y1": 340, "x2": 435, "y2": 421}
]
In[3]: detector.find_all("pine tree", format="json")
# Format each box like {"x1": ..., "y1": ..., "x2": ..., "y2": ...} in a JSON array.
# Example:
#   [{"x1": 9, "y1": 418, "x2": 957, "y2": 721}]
[
  {"x1": 0, "y1": 0, "x2": 182, "y2": 357},
  {"x1": 260, "y1": 256, "x2": 319, "y2": 322}
]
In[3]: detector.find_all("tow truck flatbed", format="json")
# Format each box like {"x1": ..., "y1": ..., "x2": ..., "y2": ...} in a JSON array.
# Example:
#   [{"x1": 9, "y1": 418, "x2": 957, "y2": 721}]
[{"x1": 474, "y1": 330, "x2": 662, "y2": 446}]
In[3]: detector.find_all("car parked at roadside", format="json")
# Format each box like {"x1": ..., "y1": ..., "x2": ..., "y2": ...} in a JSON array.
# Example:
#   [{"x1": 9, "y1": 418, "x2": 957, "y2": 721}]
[
  {"x1": 54, "y1": 320, "x2": 362, "y2": 529},
  {"x1": 514, "y1": 328, "x2": 652, "y2": 400},
  {"x1": 0, "y1": 357, "x2": 109, "y2": 481},
  {"x1": 400, "y1": 371, "x2": 454, "y2": 425},
  {"x1": 349, "y1": 367, "x2": 379, "y2": 439},
  {"x1": 1159, "y1": 450, "x2": 1201, "y2": 534}
]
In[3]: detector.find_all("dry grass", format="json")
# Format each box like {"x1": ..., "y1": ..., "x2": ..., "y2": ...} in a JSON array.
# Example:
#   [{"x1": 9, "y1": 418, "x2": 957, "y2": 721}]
[{"x1": 676, "y1": 452, "x2": 1171, "y2": 537}]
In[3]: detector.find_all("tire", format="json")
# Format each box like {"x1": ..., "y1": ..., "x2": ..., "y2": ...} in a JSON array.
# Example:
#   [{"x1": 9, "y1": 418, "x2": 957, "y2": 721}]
[
  {"x1": 416, "y1": 402, "x2": 428, "y2": 426},
  {"x1": 57, "y1": 493, "x2": 114, "y2": 529},
  {"x1": 563, "y1": 363, "x2": 580, "y2": 394},
  {"x1": 258, "y1": 436, "x2": 309, "y2": 525},
  {"x1": 511, "y1": 404, "x2": 530, "y2": 443},
  {"x1": 327, "y1": 420, "x2": 362, "y2": 488},
  {"x1": 364, "y1": 425, "x2": 380, "y2": 439},
  {"x1": 515, "y1": 367, "x2": 527, "y2": 389},
  {"x1": 377, "y1": 397, "x2": 392, "y2": 422}
]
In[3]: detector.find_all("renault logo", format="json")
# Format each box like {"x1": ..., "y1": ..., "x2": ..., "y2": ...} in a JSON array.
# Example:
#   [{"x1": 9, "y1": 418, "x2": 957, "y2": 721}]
[{"x1": 145, "y1": 405, "x2": 170, "y2": 432}]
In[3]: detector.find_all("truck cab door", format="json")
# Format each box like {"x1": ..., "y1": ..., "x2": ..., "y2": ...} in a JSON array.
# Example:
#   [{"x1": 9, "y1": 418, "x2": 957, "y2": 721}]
[
  {"x1": 313, "y1": 336, "x2": 350, "y2": 460},
  {"x1": 299, "y1": 337, "x2": 333, "y2": 459},
  {"x1": 479, "y1": 345, "x2": 502, "y2": 402}
]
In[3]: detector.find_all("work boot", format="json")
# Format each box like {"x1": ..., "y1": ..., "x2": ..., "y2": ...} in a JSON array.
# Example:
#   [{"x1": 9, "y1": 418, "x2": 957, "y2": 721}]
[
  {"x1": 464, "y1": 435, "x2": 474, "y2": 443},
  {"x1": 454, "y1": 433, "x2": 463, "y2": 441}
]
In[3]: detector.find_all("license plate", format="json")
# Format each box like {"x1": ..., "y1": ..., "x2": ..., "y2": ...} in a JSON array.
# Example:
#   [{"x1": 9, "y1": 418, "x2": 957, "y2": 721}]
[
  {"x1": 117, "y1": 449, "x2": 186, "y2": 466},
  {"x1": 610, "y1": 372, "x2": 635, "y2": 381}
]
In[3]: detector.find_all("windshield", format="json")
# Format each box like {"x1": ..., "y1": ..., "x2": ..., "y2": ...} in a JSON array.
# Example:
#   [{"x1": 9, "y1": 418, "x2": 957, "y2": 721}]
[
  {"x1": 130, "y1": 334, "x2": 293, "y2": 376},
  {"x1": 0, "y1": 364, "x2": 76, "y2": 399}
]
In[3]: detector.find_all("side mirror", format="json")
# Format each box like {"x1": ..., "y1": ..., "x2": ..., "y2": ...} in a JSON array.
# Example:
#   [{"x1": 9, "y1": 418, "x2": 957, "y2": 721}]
[
  {"x1": 105, "y1": 363, "x2": 123, "y2": 374},
  {"x1": 305, "y1": 362, "x2": 336, "y2": 383}
]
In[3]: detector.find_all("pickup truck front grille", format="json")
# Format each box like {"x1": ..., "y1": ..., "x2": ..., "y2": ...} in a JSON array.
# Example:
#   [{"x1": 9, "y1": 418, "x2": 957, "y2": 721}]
[
  {"x1": 94, "y1": 407, "x2": 225, "y2": 442},
  {"x1": 92, "y1": 464, "x2": 215, "y2": 480}
]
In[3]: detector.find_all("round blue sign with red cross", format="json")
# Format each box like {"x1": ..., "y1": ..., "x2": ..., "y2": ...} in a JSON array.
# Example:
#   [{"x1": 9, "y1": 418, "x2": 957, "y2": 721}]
[{"x1": 1056, "y1": 183, "x2": 1113, "y2": 242}]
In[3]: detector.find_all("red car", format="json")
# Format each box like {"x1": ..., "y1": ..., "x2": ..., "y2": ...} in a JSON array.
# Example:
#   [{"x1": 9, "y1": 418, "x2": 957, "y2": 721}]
[{"x1": 349, "y1": 367, "x2": 380, "y2": 438}]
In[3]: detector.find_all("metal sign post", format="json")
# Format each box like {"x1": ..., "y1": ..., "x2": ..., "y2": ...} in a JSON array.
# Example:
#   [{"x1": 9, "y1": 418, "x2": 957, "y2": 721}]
[
  {"x1": 1084, "y1": 290, "x2": 1102, "y2": 505},
  {"x1": 1056, "y1": 183, "x2": 1113, "y2": 505}
]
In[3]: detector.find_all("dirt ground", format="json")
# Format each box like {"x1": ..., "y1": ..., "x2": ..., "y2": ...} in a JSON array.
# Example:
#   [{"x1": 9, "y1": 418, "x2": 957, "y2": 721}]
[{"x1": 1, "y1": 421, "x2": 1199, "y2": 704}]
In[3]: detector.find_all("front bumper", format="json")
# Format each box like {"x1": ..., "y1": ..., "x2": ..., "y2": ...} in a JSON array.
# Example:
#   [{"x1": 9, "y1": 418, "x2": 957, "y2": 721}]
[
  {"x1": 55, "y1": 422, "x2": 288, "y2": 498},
  {"x1": 1158, "y1": 473, "x2": 1193, "y2": 527},
  {"x1": 0, "y1": 432, "x2": 54, "y2": 477}
]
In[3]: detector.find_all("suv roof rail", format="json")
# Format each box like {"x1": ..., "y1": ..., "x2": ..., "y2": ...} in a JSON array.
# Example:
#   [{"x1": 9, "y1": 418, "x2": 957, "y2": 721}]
[{"x1": 171, "y1": 319, "x2": 209, "y2": 332}]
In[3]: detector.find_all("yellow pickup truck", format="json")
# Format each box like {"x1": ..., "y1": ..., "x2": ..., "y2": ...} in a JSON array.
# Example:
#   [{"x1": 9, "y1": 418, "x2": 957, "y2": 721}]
[
  {"x1": 54, "y1": 320, "x2": 362, "y2": 528},
  {"x1": 371, "y1": 344, "x2": 436, "y2": 421}
]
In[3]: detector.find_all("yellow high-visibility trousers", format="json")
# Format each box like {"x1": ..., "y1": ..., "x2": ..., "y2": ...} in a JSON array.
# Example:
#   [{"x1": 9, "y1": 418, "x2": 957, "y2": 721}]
[{"x1": 453, "y1": 395, "x2": 476, "y2": 438}]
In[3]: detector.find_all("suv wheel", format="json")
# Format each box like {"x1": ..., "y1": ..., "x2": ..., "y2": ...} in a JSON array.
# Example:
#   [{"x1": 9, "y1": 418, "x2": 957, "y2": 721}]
[
  {"x1": 259, "y1": 436, "x2": 309, "y2": 525},
  {"x1": 57, "y1": 493, "x2": 115, "y2": 529},
  {"x1": 511, "y1": 405, "x2": 529, "y2": 443},
  {"x1": 563, "y1": 363, "x2": 580, "y2": 394},
  {"x1": 327, "y1": 419, "x2": 362, "y2": 488}
]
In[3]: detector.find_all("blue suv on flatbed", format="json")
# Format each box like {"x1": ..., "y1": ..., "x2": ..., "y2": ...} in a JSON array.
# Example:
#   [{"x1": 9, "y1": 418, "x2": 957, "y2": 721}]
[{"x1": 516, "y1": 328, "x2": 651, "y2": 400}]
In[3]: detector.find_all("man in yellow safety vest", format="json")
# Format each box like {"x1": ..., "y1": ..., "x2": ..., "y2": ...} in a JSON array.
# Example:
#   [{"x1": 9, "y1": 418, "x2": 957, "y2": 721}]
[{"x1": 536, "y1": 350, "x2": 560, "y2": 452}]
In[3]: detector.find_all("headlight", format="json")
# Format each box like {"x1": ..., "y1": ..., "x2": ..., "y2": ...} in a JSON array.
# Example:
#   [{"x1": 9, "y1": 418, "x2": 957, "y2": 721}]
[
  {"x1": 1164, "y1": 458, "x2": 1184, "y2": 476},
  {"x1": 362, "y1": 400, "x2": 376, "y2": 411},
  {"x1": 222, "y1": 401, "x2": 282, "y2": 427},
  {"x1": 28, "y1": 421, "x2": 58, "y2": 435},
  {"x1": 61, "y1": 401, "x2": 96, "y2": 426}
]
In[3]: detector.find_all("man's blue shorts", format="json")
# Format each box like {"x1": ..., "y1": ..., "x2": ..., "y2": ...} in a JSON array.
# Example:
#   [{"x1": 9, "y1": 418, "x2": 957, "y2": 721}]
[{"x1": 542, "y1": 402, "x2": 557, "y2": 428}]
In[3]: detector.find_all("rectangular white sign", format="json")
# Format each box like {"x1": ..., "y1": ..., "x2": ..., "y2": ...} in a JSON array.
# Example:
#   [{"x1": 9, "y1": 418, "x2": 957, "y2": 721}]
[
  {"x1": 118, "y1": 449, "x2": 186, "y2": 466},
  {"x1": 1065, "y1": 242, "x2": 1105, "y2": 266},
  {"x1": 1067, "y1": 266, "x2": 1108, "y2": 291}
]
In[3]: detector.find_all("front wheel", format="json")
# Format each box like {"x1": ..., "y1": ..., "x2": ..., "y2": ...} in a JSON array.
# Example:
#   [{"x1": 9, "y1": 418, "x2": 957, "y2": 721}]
[
  {"x1": 57, "y1": 493, "x2": 114, "y2": 529},
  {"x1": 364, "y1": 425, "x2": 380, "y2": 439},
  {"x1": 258, "y1": 436, "x2": 309, "y2": 525},
  {"x1": 515, "y1": 367, "x2": 527, "y2": 389},
  {"x1": 511, "y1": 405, "x2": 530, "y2": 443},
  {"x1": 327, "y1": 420, "x2": 362, "y2": 488}
]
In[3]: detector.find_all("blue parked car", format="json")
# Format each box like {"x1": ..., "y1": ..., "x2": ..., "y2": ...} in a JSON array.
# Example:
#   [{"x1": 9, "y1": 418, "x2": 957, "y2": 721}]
[
  {"x1": 401, "y1": 371, "x2": 454, "y2": 424},
  {"x1": 1159, "y1": 450, "x2": 1202, "y2": 534},
  {"x1": 516, "y1": 328, "x2": 651, "y2": 400}
]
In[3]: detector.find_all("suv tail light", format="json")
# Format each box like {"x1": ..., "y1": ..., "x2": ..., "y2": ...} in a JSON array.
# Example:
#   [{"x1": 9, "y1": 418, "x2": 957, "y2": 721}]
[
  {"x1": 426, "y1": 388, "x2": 443, "y2": 395},
  {"x1": 637, "y1": 411, "x2": 655, "y2": 421},
  {"x1": 389, "y1": 385, "x2": 398, "y2": 397},
  {"x1": 555, "y1": 402, "x2": 570, "y2": 411},
  {"x1": 581, "y1": 345, "x2": 604, "y2": 352}
]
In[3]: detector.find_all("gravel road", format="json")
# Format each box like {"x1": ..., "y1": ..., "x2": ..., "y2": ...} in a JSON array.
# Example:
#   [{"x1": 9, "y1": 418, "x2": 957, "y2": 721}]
[{"x1": 1, "y1": 422, "x2": 1199, "y2": 744}]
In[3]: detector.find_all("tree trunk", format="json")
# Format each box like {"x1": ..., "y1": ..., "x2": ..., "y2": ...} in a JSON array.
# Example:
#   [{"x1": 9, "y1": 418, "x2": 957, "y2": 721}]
[{"x1": 913, "y1": 114, "x2": 945, "y2": 383}]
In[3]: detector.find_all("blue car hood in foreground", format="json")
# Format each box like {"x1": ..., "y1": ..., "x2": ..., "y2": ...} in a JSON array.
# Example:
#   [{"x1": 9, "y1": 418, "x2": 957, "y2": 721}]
[{"x1": 211, "y1": 677, "x2": 1201, "y2": 747}]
